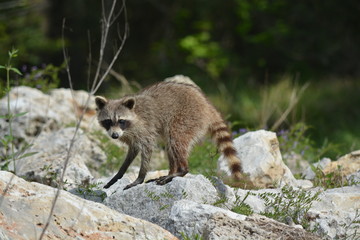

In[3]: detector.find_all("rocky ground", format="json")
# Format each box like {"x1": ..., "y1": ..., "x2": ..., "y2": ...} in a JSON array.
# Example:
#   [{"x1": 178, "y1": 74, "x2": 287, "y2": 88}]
[{"x1": 0, "y1": 86, "x2": 359, "y2": 240}]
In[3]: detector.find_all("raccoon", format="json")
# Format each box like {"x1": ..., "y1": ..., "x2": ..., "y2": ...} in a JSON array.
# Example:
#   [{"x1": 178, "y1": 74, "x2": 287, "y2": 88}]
[{"x1": 95, "y1": 76, "x2": 242, "y2": 190}]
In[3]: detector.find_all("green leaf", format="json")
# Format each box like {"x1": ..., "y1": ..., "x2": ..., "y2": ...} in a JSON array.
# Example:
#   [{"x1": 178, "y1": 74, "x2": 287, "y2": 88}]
[
  {"x1": 10, "y1": 67, "x2": 22, "y2": 76},
  {"x1": 2, "y1": 135, "x2": 14, "y2": 142},
  {"x1": 14, "y1": 112, "x2": 28, "y2": 118},
  {"x1": 0, "y1": 139, "x2": 9, "y2": 146},
  {"x1": 9, "y1": 49, "x2": 19, "y2": 58},
  {"x1": 0, "y1": 113, "x2": 12, "y2": 120},
  {"x1": 17, "y1": 152, "x2": 38, "y2": 160},
  {"x1": 0, "y1": 161, "x2": 10, "y2": 171},
  {"x1": 0, "y1": 65, "x2": 5, "y2": 69},
  {"x1": 7, "y1": 151, "x2": 37, "y2": 160}
]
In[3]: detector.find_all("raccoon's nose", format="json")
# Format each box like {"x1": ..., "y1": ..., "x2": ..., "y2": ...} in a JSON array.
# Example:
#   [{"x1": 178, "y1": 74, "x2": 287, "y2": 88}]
[{"x1": 111, "y1": 132, "x2": 119, "y2": 139}]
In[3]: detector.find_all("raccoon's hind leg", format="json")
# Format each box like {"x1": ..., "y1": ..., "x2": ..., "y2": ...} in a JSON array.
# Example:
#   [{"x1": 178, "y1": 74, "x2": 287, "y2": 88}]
[{"x1": 151, "y1": 137, "x2": 190, "y2": 185}]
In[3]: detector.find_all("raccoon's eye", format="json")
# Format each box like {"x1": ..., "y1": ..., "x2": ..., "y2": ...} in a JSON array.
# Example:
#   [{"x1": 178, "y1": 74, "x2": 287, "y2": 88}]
[
  {"x1": 119, "y1": 119, "x2": 126, "y2": 126},
  {"x1": 118, "y1": 119, "x2": 128, "y2": 129},
  {"x1": 101, "y1": 119, "x2": 112, "y2": 130}
]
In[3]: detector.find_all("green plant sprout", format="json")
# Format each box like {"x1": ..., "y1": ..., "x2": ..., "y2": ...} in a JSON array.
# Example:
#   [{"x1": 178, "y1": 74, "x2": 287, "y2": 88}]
[
  {"x1": 0, "y1": 49, "x2": 36, "y2": 172},
  {"x1": 75, "y1": 180, "x2": 107, "y2": 201},
  {"x1": 180, "y1": 232, "x2": 203, "y2": 240},
  {"x1": 144, "y1": 188, "x2": 179, "y2": 211}
]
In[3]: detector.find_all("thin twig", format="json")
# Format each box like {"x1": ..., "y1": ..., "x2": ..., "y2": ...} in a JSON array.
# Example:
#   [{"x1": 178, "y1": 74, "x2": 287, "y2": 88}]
[
  {"x1": 86, "y1": 30, "x2": 92, "y2": 92},
  {"x1": 91, "y1": 0, "x2": 119, "y2": 91},
  {"x1": 39, "y1": 1, "x2": 128, "y2": 238},
  {"x1": 91, "y1": 0, "x2": 128, "y2": 94},
  {"x1": 270, "y1": 82, "x2": 309, "y2": 131},
  {"x1": 39, "y1": 18, "x2": 75, "y2": 240}
]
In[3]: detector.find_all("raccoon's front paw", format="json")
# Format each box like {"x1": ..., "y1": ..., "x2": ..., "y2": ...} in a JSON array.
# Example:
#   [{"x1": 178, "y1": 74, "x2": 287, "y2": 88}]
[
  {"x1": 103, "y1": 176, "x2": 121, "y2": 189},
  {"x1": 123, "y1": 182, "x2": 138, "y2": 190},
  {"x1": 123, "y1": 179, "x2": 144, "y2": 190}
]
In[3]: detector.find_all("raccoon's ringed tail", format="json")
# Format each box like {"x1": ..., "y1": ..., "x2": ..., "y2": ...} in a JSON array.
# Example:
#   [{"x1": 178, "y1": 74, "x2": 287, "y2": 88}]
[{"x1": 210, "y1": 121, "x2": 242, "y2": 179}]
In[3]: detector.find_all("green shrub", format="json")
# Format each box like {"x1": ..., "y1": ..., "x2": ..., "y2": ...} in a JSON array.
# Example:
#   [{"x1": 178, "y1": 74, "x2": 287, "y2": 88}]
[
  {"x1": 188, "y1": 138, "x2": 219, "y2": 177},
  {"x1": 311, "y1": 165, "x2": 359, "y2": 189},
  {"x1": 75, "y1": 180, "x2": 107, "y2": 201},
  {"x1": 258, "y1": 185, "x2": 320, "y2": 229},
  {"x1": 18, "y1": 63, "x2": 63, "y2": 93},
  {"x1": 278, "y1": 122, "x2": 339, "y2": 163}
]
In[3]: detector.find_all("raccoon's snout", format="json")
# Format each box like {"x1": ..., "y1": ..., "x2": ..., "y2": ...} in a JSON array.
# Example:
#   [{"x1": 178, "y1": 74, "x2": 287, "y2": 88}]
[{"x1": 111, "y1": 132, "x2": 119, "y2": 139}]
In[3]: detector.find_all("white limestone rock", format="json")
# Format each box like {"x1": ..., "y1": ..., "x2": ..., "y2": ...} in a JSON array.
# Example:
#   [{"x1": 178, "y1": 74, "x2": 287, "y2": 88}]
[
  {"x1": 103, "y1": 174, "x2": 219, "y2": 230},
  {"x1": 103, "y1": 173, "x2": 250, "y2": 239},
  {"x1": 218, "y1": 130, "x2": 312, "y2": 188},
  {"x1": 308, "y1": 186, "x2": 360, "y2": 239},
  {"x1": 303, "y1": 150, "x2": 360, "y2": 182},
  {"x1": 0, "y1": 86, "x2": 60, "y2": 142},
  {"x1": 302, "y1": 157, "x2": 332, "y2": 180},
  {"x1": 13, "y1": 127, "x2": 106, "y2": 187},
  {"x1": 168, "y1": 200, "x2": 246, "y2": 238},
  {"x1": 0, "y1": 171, "x2": 178, "y2": 240},
  {"x1": 0, "y1": 86, "x2": 99, "y2": 144}
]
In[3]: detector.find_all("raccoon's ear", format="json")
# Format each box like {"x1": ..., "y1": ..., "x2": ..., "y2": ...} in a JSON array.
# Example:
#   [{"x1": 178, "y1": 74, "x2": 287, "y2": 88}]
[
  {"x1": 95, "y1": 96, "x2": 108, "y2": 110},
  {"x1": 123, "y1": 97, "x2": 135, "y2": 110}
]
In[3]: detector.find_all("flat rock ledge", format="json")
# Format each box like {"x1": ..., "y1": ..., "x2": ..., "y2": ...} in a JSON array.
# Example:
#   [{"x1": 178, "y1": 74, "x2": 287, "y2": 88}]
[{"x1": 0, "y1": 171, "x2": 177, "y2": 240}]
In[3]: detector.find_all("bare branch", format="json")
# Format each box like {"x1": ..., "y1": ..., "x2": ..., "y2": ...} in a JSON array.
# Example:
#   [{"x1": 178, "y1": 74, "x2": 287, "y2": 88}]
[
  {"x1": 86, "y1": 30, "x2": 92, "y2": 91},
  {"x1": 39, "y1": 17, "x2": 75, "y2": 240},
  {"x1": 91, "y1": 0, "x2": 128, "y2": 94},
  {"x1": 270, "y1": 82, "x2": 309, "y2": 131},
  {"x1": 39, "y1": 1, "x2": 128, "y2": 237},
  {"x1": 61, "y1": 18, "x2": 78, "y2": 120},
  {"x1": 0, "y1": 174, "x2": 15, "y2": 207},
  {"x1": 91, "y1": 0, "x2": 119, "y2": 91},
  {"x1": 110, "y1": 1, "x2": 125, "y2": 25},
  {"x1": 108, "y1": 67, "x2": 131, "y2": 90},
  {"x1": 61, "y1": 19, "x2": 74, "y2": 93}
]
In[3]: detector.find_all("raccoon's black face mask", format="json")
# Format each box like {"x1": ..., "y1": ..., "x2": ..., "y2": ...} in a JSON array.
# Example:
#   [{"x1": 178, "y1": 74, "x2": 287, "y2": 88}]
[
  {"x1": 100, "y1": 119, "x2": 112, "y2": 130},
  {"x1": 118, "y1": 119, "x2": 131, "y2": 129},
  {"x1": 100, "y1": 119, "x2": 130, "y2": 130},
  {"x1": 99, "y1": 118, "x2": 130, "y2": 139}
]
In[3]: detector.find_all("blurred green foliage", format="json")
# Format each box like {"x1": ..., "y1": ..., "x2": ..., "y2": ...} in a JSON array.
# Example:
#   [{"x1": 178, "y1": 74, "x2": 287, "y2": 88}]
[
  {"x1": 0, "y1": 63, "x2": 63, "y2": 98},
  {"x1": 18, "y1": 63, "x2": 63, "y2": 93},
  {"x1": 180, "y1": 31, "x2": 228, "y2": 78},
  {"x1": 277, "y1": 123, "x2": 339, "y2": 162},
  {"x1": 0, "y1": 0, "x2": 359, "y2": 156},
  {"x1": 0, "y1": 0, "x2": 62, "y2": 66},
  {"x1": 310, "y1": 164, "x2": 358, "y2": 189},
  {"x1": 188, "y1": 138, "x2": 219, "y2": 177}
]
